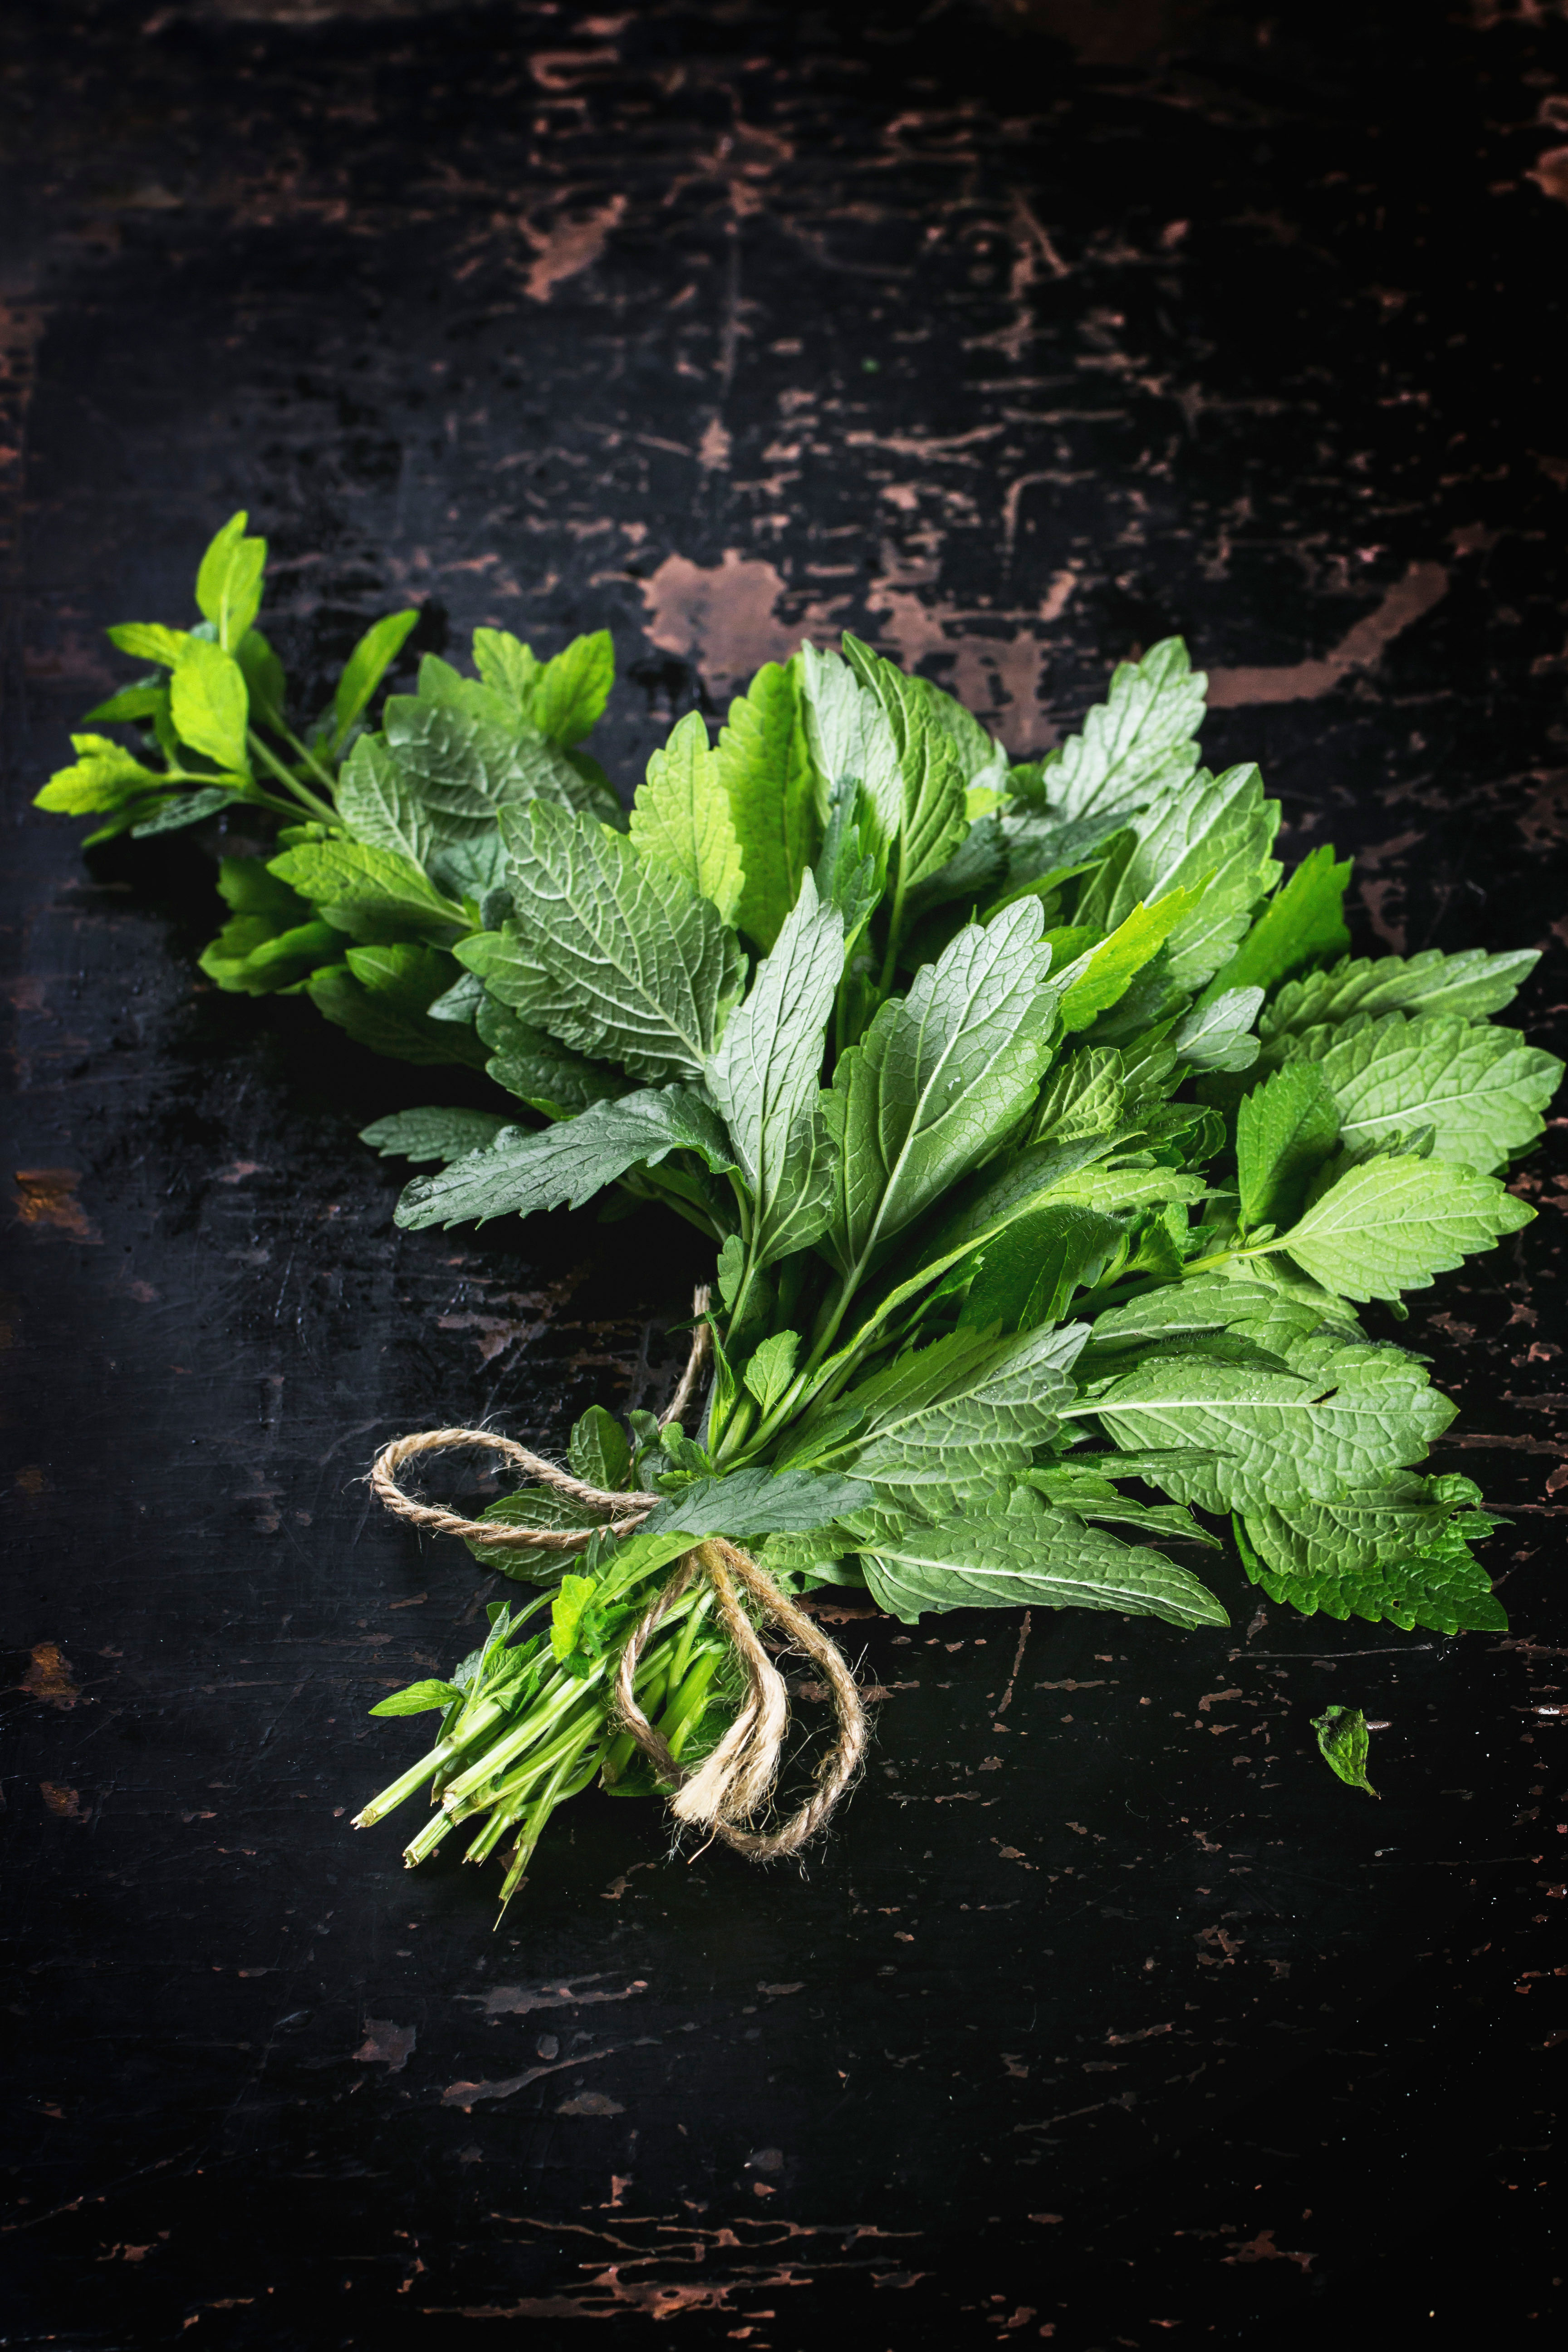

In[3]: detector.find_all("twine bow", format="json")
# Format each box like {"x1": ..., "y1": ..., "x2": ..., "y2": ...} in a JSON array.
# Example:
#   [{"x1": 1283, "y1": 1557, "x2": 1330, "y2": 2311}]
[{"x1": 366, "y1": 1303, "x2": 867, "y2": 1861}]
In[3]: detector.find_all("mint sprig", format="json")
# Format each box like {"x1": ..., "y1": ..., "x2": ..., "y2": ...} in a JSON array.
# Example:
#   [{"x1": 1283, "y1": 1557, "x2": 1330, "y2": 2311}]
[{"x1": 39, "y1": 514, "x2": 1562, "y2": 1906}]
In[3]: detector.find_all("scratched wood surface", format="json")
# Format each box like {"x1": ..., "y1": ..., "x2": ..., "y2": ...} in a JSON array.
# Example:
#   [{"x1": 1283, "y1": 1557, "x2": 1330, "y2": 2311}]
[{"x1": 3, "y1": 2, "x2": 1566, "y2": 2342}]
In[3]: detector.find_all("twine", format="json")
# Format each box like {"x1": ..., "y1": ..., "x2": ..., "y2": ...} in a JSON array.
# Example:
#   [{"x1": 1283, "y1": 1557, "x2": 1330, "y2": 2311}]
[
  {"x1": 612, "y1": 1539, "x2": 867, "y2": 1861},
  {"x1": 366, "y1": 1294, "x2": 867, "y2": 1862}
]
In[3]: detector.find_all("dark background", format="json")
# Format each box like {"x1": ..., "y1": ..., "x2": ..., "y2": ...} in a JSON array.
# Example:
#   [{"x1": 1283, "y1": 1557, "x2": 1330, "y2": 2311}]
[{"x1": 3, "y1": 2, "x2": 1566, "y2": 2344}]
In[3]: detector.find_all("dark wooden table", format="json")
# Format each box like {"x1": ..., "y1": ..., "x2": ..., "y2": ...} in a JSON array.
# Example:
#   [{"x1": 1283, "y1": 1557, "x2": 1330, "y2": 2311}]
[{"x1": 4, "y1": 3, "x2": 1565, "y2": 2342}]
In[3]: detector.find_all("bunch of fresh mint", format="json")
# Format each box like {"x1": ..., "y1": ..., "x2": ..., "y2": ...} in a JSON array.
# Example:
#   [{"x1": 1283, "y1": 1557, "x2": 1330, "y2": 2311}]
[{"x1": 40, "y1": 512, "x2": 1561, "y2": 1900}]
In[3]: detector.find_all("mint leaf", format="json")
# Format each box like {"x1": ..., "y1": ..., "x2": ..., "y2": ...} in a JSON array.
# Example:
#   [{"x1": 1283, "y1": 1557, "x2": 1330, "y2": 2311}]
[
  {"x1": 369, "y1": 1678, "x2": 464, "y2": 1717},
  {"x1": 361, "y1": 1107, "x2": 510, "y2": 1162},
  {"x1": 843, "y1": 633, "x2": 968, "y2": 893},
  {"x1": 330, "y1": 609, "x2": 419, "y2": 745},
  {"x1": 1086, "y1": 764, "x2": 1281, "y2": 990},
  {"x1": 636, "y1": 1466, "x2": 874, "y2": 1543},
  {"x1": 805, "y1": 1321, "x2": 1088, "y2": 1509},
  {"x1": 335, "y1": 734, "x2": 439, "y2": 866},
  {"x1": 1086, "y1": 1330, "x2": 1455, "y2": 1511},
  {"x1": 569, "y1": 1404, "x2": 632, "y2": 1493},
  {"x1": 237, "y1": 628, "x2": 287, "y2": 730},
  {"x1": 823, "y1": 898, "x2": 1059, "y2": 1279},
  {"x1": 1198, "y1": 843, "x2": 1352, "y2": 1005},
  {"x1": 1173, "y1": 986, "x2": 1264, "y2": 1073},
  {"x1": 797, "y1": 641, "x2": 904, "y2": 869},
  {"x1": 1036, "y1": 637, "x2": 1206, "y2": 824},
  {"x1": 1263, "y1": 945, "x2": 1539, "y2": 1039},
  {"x1": 105, "y1": 621, "x2": 196, "y2": 668},
  {"x1": 707, "y1": 872, "x2": 846, "y2": 1265},
  {"x1": 475, "y1": 995, "x2": 628, "y2": 1117},
  {"x1": 1030, "y1": 1047, "x2": 1127, "y2": 1145},
  {"x1": 309, "y1": 944, "x2": 492, "y2": 1067},
  {"x1": 1235, "y1": 1470, "x2": 1506, "y2": 1635},
  {"x1": 854, "y1": 1485, "x2": 1227, "y2": 1630},
  {"x1": 1285, "y1": 1012, "x2": 1563, "y2": 1173},
  {"x1": 1057, "y1": 889, "x2": 1202, "y2": 1033},
  {"x1": 1273, "y1": 1154, "x2": 1532, "y2": 1300},
  {"x1": 171, "y1": 639, "x2": 250, "y2": 771},
  {"x1": 530, "y1": 631, "x2": 615, "y2": 746},
  {"x1": 1236, "y1": 1063, "x2": 1341, "y2": 1229},
  {"x1": 199, "y1": 858, "x2": 340, "y2": 995},
  {"x1": 1311, "y1": 1705, "x2": 1377, "y2": 1797},
  {"x1": 718, "y1": 660, "x2": 820, "y2": 950},
  {"x1": 743, "y1": 1331, "x2": 801, "y2": 1415},
  {"x1": 269, "y1": 839, "x2": 466, "y2": 933},
  {"x1": 382, "y1": 693, "x2": 603, "y2": 826},
  {"x1": 194, "y1": 511, "x2": 267, "y2": 652},
  {"x1": 629, "y1": 710, "x2": 744, "y2": 924},
  {"x1": 35, "y1": 735, "x2": 167, "y2": 815},
  {"x1": 957, "y1": 1201, "x2": 1123, "y2": 1335},
  {"x1": 393, "y1": 1086, "x2": 737, "y2": 1228},
  {"x1": 462, "y1": 800, "x2": 745, "y2": 1084}
]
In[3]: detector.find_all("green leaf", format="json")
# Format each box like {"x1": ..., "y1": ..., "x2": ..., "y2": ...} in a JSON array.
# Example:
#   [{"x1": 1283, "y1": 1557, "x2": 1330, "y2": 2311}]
[
  {"x1": 335, "y1": 735, "x2": 438, "y2": 866},
  {"x1": 393, "y1": 1086, "x2": 737, "y2": 1229},
  {"x1": 854, "y1": 1485, "x2": 1227, "y2": 1631},
  {"x1": 629, "y1": 710, "x2": 744, "y2": 924},
  {"x1": 1029, "y1": 1047, "x2": 1127, "y2": 1146},
  {"x1": 236, "y1": 628, "x2": 287, "y2": 730},
  {"x1": 823, "y1": 897, "x2": 1060, "y2": 1280},
  {"x1": 1284, "y1": 1012, "x2": 1563, "y2": 1175},
  {"x1": 1263, "y1": 945, "x2": 1541, "y2": 1038},
  {"x1": 743, "y1": 1331, "x2": 801, "y2": 1415},
  {"x1": 105, "y1": 621, "x2": 196, "y2": 668},
  {"x1": 707, "y1": 872, "x2": 846, "y2": 1265},
  {"x1": 368, "y1": 1678, "x2": 465, "y2": 1717},
  {"x1": 382, "y1": 692, "x2": 604, "y2": 828},
  {"x1": 194, "y1": 511, "x2": 267, "y2": 652},
  {"x1": 1236, "y1": 1063, "x2": 1341, "y2": 1229},
  {"x1": 717, "y1": 660, "x2": 819, "y2": 950},
  {"x1": 637, "y1": 1467, "x2": 874, "y2": 1542},
  {"x1": 1172, "y1": 986, "x2": 1264, "y2": 1074},
  {"x1": 1235, "y1": 1471, "x2": 1506, "y2": 1635},
  {"x1": 1197, "y1": 843, "x2": 1352, "y2": 1006},
  {"x1": 1272, "y1": 1154, "x2": 1533, "y2": 1301},
  {"x1": 309, "y1": 944, "x2": 494, "y2": 1067},
  {"x1": 331, "y1": 610, "x2": 419, "y2": 745},
  {"x1": 1056, "y1": 889, "x2": 1202, "y2": 1034},
  {"x1": 796, "y1": 641, "x2": 904, "y2": 869},
  {"x1": 569, "y1": 1405, "x2": 632, "y2": 1493},
  {"x1": 199, "y1": 864, "x2": 340, "y2": 992},
  {"x1": 843, "y1": 633, "x2": 968, "y2": 893},
  {"x1": 808, "y1": 1322, "x2": 1088, "y2": 1509},
  {"x1": 170, "y1": 639, "x2": 250, "y2": 770},
  {"x1": 1019, "y1": 1465, "x2": 1219, "y2": 1547},
  {"x1": 1086, "y1": 1328, "x2": 1455, "y2": 1512},
  {"x1": 472, "y1": 627, "x2": 543, "y2": 714},
  {"x1": 34, "y1": 735, "x2": 167, "y2": 814},
  {"x1": 462, "y1": 799, "x2": 745, "y2": 1084},
  {"x1": 1034, "y1": 637, "x2": 1206, "y2": 825},
  {"x1": 1311, "y1": 1705, "x2": 1377, "y2": 1797},
  {"x1": 531, "y1": 630, "x2": 615, "y2": 746},
  {"x1": 957, "y1": 1201, "x2": 1124, "y2": 1335},
  {"x1": 268, "y1": 839, "x2": 466, "y2": 932},
  {"x1": 78, "y1": 683, "x2": 167, "y2": 726},
  {"x1": 475, "y1": 995, "x2": 628, "y2": 1117},
  {"x1": 551, "y1": 1573, "x2": 601, "y2": 1664},
  {"x1": 132, "y1": 789, "x2": 242, "y2": 837},
  {"x1": 360, "y1": 1107, "x2": 510, "y2": 1162},
  {"x1": 1086, "y1": 764, "x2": 1281, "y2": 991}
]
